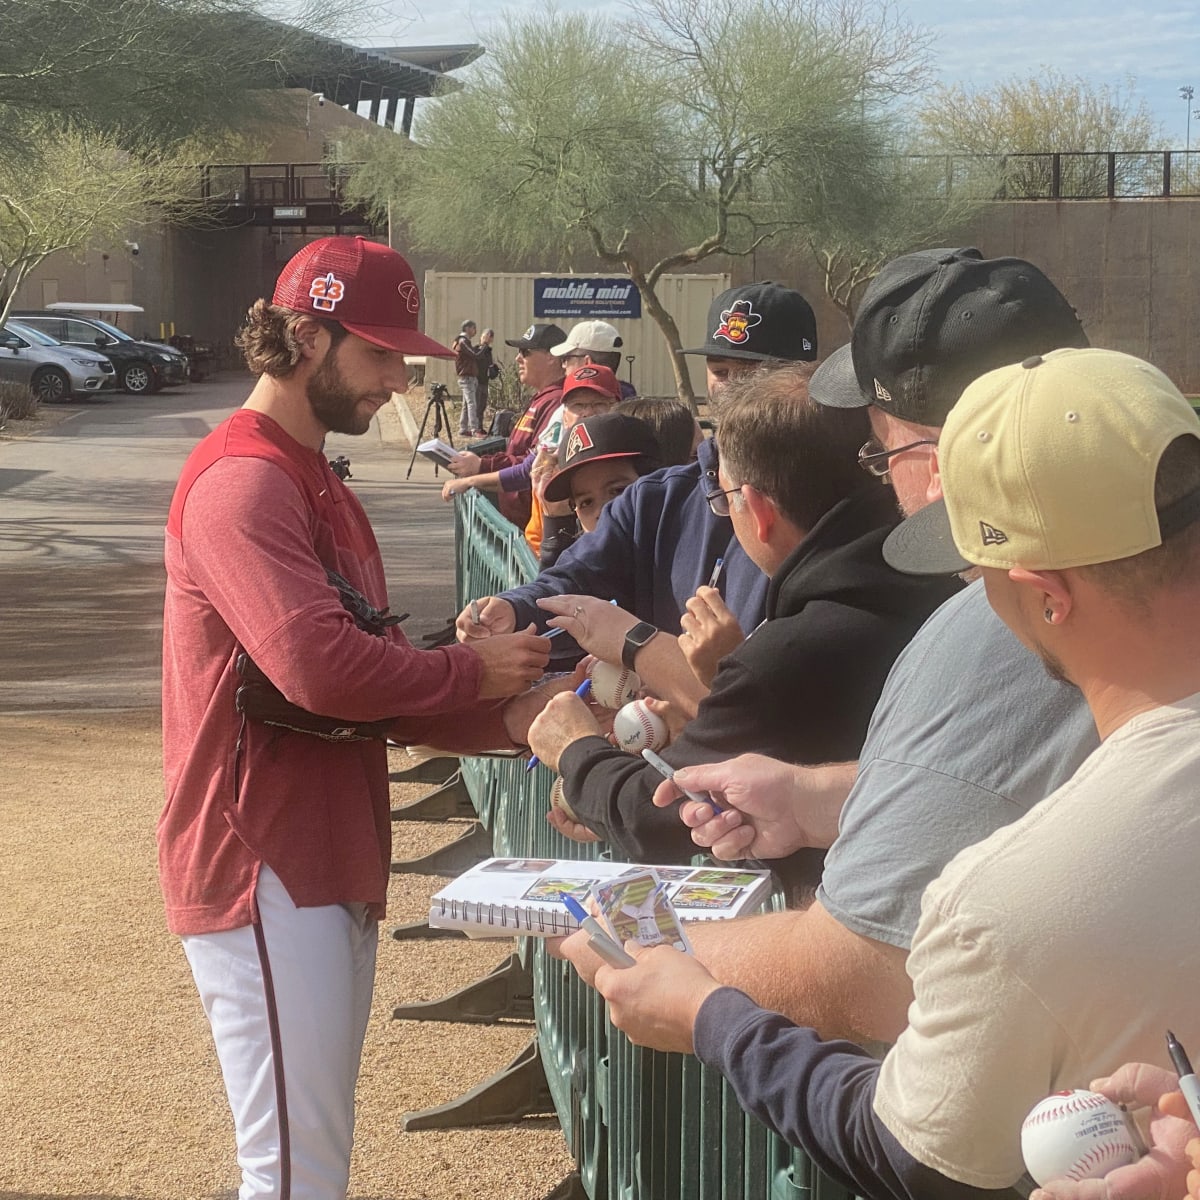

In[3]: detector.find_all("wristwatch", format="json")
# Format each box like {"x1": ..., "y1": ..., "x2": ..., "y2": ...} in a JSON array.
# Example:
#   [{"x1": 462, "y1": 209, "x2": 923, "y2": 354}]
[{"x1": 622, "y1": 621, "x2": 659, "y2": 671}]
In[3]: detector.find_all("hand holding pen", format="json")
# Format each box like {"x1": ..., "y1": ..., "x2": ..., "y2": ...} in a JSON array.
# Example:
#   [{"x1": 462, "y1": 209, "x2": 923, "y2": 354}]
[
  {"x1": 562, "y1": 893, "x2": 635, "y2": 968},
  {"x1": 526, "y1": 677, "x2": 592, "y2": 771}
]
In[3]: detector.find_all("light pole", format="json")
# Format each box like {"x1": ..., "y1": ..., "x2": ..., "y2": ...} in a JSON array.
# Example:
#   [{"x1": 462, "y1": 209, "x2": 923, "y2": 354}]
[
  {"x1": 1181, "y1": 86, "x2": 1195, "y2": 155},
  {"x1": 305, "y1": 92, "x2": 325, "y2": 141}
]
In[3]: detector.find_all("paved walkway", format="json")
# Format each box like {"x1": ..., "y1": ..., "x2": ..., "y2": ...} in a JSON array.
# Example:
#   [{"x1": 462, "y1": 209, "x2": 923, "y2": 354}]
[{"x1": 0, "y1": 373, "x2": 464, "y2": 712}]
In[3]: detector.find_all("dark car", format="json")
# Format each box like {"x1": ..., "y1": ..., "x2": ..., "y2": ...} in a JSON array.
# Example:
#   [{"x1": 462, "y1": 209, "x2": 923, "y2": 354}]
[{"x1": 11, "y1": 311, "x2": 189, "y2": 395}]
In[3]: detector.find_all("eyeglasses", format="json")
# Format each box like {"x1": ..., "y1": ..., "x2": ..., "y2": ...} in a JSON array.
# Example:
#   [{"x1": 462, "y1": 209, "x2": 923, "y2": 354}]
[
  {"x1": 516, "y1": 347, "x2": 533, "y2": 358},
  {"x1": 561, "y1": 351, "x2": 588, "y2": 362},
  {"x1": 857, "y1": 436, "x2": 938, "y2": 477},
  {"x1": 706, "y1": 485, "x2": 744, "y2": 517}
]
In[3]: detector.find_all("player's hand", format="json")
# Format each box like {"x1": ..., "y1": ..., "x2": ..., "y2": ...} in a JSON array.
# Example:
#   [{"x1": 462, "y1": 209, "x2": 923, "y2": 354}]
[
  {"x1": 528, "y1": 690, "x2": 603, "y2": 773},
  {"x1": 447, "y1": 450, "x2": 481, "y2": 477},
  {"x1": 589, "y1": 941, "x2": 721, "y2": 1056},
  {"x1": 537, "y1": 594, "x2": 636, "y2": 666},
  {"x1": 456, "y1": 595, "x2": 516, "y2": 642},
  {"x1": 679, "y1": 587, "x2": 744, "y2": 688},
  {"x1": 442, "y1": 476, "x2": 480, "y2": 501},
  {"x1": 1031, "y1": 1064, "x2": 1198, "y2": 1200},
  {"x1": 651, "y1": 754, "x2": 847, "y2": 861},
  {"x1": 499, "y1": 669, "x2": 585, "y2": 745},
  {"x1": 471, "y1": 625, "x2": 551, "y2": 698}
]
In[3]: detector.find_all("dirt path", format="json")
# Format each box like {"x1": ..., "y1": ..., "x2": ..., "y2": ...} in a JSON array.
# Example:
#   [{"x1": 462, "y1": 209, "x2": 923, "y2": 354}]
[{"x1": 0, "y1": 708, "x2": 573, "y2": 1199}]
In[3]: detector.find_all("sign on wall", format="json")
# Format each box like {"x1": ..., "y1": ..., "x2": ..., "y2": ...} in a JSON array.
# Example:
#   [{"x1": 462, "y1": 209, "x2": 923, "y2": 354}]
[{"x1": 533, "y1": 277, "x2": 642, "y2": 319}]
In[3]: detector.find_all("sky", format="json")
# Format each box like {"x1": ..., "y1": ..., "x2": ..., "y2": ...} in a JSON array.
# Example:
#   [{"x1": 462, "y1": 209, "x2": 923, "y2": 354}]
[{"x1": 354, "y1": 0, "x2": 1200, "y2": 146}]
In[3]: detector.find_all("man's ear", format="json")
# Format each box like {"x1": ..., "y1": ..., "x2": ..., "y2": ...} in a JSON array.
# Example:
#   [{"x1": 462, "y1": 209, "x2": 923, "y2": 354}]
[
  {"x1": 1009, "y1": 567, "x2": 1073, "y2": 625},
  {"x1": 293, "y1": 317, "x2": 327, "y2": 360},
  {"x1": 740, "y1": 484, "x2": 776, "y2": 545},
  {"x1": 927, "y1": 444, "x2": 943, "y2": 504}
]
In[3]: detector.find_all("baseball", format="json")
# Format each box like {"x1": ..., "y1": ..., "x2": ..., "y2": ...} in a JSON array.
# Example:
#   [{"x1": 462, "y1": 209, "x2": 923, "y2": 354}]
[
  {"x1": 612, "y1": 700, "x2": 669, "y2": 754},
  {"x1": 1020, "y1": 1090, "x2": 1141, "y2": 1186},
  {"x1": 586, "y1": 660, "x2": 641, "y2": 709},
  {"x1": 549, "y1": 776, "x2": 580, "y2": 821}
]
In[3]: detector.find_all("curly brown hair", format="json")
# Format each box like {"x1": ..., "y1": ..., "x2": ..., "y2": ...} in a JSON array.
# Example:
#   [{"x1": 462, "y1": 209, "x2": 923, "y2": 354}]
[{"x1": 235, "y1": 300, "x2": 347, "y2": 378}]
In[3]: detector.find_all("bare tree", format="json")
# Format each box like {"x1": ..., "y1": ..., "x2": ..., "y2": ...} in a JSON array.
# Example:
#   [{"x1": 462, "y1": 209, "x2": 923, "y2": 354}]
[
  {"x1": 0, "y1": 124, "x2": 216, "y2": 325},
  {"x1": 343, "y1": 0, "x2": 948, "y2": 409}
]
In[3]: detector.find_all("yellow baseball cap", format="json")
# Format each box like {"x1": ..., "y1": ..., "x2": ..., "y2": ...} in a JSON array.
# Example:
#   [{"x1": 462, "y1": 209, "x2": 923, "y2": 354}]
[{"x1": 884, "y1": 348, "x2": 1200, "y2": 574}]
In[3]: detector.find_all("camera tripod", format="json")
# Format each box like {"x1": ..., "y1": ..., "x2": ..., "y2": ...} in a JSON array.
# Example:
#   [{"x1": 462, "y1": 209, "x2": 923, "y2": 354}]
[{"x1": 406, "y1": 382, "x2": 456, "y2": 480}]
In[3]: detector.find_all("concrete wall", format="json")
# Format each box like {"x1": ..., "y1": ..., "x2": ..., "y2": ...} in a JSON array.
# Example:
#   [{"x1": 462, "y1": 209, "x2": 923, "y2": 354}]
[
  {"x1": 764, "y1": 200, "x2": 1200, "y2": 393},
  {"x1": 14, "y1": 187, "x2": 1200, "y2": 391}
]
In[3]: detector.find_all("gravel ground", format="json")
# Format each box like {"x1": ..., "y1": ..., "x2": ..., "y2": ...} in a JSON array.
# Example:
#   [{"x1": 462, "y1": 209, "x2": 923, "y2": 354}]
[{"x1": 0, "y1": 710, "x2": 574, "y2": 1199}]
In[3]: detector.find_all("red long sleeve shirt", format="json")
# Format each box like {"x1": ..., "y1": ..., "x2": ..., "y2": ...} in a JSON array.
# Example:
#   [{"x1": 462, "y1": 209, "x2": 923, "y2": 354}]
[{"x1": 159, "y1": 409, "x2": 510, "y2": 935}]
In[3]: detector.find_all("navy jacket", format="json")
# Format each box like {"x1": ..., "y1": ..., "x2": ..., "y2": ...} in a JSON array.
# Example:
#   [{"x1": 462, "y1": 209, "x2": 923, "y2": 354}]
[{"x1": 499, "y1": 437, "x2": 769, "y2": 638}]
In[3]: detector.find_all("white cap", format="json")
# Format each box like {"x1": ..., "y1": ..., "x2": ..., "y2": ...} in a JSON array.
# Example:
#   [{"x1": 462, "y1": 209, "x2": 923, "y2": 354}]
[{"x1": 551, "y1": 320, "x2": 623, "y2": 357}]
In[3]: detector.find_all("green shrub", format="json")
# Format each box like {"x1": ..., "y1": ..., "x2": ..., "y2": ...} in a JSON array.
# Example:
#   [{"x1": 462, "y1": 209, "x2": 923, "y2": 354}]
[{"x1": 0, "y1": 381, "x2": 38, "y2": 423}]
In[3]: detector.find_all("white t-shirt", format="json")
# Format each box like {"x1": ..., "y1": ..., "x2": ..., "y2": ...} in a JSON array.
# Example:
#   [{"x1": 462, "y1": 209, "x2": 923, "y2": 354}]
[{"x1": 874, "y1": 692, "x2": 1200, "y2": 1188}]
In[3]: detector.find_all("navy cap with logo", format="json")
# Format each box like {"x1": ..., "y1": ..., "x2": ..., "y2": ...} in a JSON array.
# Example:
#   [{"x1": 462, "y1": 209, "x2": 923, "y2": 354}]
[
  {"x1": 681, "y1": 282, "x2": 818, "y2": 363},
  {"x1": 505, "y1": 322, "x2": 568, "y2": 351},
  {"x1": 811, "y1": 247, "x2": 1088, "y2": 425},
  {"x1": 543, "y1": 412, "x2": 662, "y2": 502}
]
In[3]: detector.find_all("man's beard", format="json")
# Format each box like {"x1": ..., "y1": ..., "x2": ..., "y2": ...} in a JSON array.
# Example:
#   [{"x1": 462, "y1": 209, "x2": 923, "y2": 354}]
[
  {"x1": 1037, "y1": 641, "x2": 1076, "y2": 687},
  {"x1": 306, "y1": 344, "x2": 376, "y2": 436}
]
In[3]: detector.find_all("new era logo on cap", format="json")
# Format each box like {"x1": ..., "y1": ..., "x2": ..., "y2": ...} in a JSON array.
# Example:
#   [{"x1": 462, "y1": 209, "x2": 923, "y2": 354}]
[{"x1": 980, "y1": 521, "x2": 1009, "y2": 546}]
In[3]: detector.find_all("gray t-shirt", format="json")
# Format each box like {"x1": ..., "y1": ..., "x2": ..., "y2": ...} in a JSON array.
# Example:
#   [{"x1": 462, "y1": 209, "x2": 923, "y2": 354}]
[{"x1": 817, "y1": 580, "x2": 1099, "y2": 950}]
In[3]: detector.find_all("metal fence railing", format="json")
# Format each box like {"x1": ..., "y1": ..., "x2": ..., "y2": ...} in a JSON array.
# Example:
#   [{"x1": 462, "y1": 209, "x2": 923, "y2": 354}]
[{"x1": 451, "y1": 487, "x2": 859, "y2": 1200}]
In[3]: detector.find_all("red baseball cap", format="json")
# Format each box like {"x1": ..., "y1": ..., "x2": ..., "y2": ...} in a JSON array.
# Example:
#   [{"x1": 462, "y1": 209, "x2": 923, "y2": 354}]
[
  {"x1": 561, "y1": 364, "x2": 622, "y2": 403},
  {"x1": 272, "y1": 236, "x2": 453, "y2": 357}
]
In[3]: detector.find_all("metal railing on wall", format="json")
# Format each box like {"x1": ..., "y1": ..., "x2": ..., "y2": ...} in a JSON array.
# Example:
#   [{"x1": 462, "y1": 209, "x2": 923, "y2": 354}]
[{"x1": 449, "y1": 487, "x2": 860, "y2": 1200}]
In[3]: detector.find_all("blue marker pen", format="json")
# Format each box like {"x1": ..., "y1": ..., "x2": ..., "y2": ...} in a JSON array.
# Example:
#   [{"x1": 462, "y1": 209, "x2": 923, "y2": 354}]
[
  {"x1": 641, "y1": 747, "x2": 724, "y2": 814},
  {"x1": 562, "y1": 893, "x2": 636, "y2": 968},
  {"x1": 706, "y1": 557, "x2": 724, "y2": 589},
  {"x1": 527, "y1": 678, "x2": 593, "y2": 772}
]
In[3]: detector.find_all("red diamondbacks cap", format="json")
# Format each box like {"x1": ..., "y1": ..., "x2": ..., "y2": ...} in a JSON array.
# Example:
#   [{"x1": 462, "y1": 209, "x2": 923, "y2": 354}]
[{"x1": 272, "y1": 236, "x2": 453, "y2": 357}]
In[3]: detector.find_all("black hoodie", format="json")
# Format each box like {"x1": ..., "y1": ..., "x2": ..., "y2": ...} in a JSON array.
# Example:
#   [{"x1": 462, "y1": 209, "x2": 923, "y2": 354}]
[{"x1": 557, "y1": 484, "x2": 961, "y2": 893}]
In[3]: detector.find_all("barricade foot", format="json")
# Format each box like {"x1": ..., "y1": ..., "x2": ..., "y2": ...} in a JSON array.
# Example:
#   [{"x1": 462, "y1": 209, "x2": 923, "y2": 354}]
[
  {"x1": 387, "y1": 754, "x2": 461, "y2": 786},
  {"x1": 389, "y1": 772, "x2": 476, "y2": 821},
  {"x1": 541, "y1": 1172, "x2": 589, "y2": 1200},
  {"x1": 391, "y1": 952, "x2": 533, "y2": 1023},
  {"x1": 390, "y1": 821, "x2": 493, "y2": 877},
  {"x1": 399, "y1": 1037, "x2": 554, "y2": 1130},
  {"x1": 390, "y1": 920, "x2": 468, "y2": 941}
]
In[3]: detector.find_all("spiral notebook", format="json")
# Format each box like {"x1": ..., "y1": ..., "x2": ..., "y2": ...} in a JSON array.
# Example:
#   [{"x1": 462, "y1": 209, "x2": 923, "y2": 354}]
[{"x1": 428, "y1": 856, "x2": 775, "y2": 938}]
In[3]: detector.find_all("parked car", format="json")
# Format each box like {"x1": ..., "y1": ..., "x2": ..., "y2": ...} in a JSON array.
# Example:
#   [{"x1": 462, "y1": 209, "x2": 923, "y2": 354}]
[
  {"x1": 0, "y1": 320, "x2": 117, "y2": 402},
  {"x1": 10, "y1": 311, "x2": 189, "y2": 395}
]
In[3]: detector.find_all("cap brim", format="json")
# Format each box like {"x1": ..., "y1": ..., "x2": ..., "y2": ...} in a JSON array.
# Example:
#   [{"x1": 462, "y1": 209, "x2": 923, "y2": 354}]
[
  {"x1": 679, "y1": 343, "x2": 774, "y2": 362},
  {"x1": 343, "y1": 322, "x2": 454, "y2": 358},
  {"x1": 882, "y1": 498, "x2": 972, "y2": 575},
  {"x1": 550, "y1": 341, "x2": 576, "y2": 357},
  {"x1": 810, "y1": 344, "x2": 869, "y2": 408},
  {"x1": 543, "y1": 450, "x2": 649, "y2": 502}
]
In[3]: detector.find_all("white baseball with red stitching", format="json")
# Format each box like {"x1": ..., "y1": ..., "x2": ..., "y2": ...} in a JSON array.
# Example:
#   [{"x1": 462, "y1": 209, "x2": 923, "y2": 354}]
[
  {"x1": 1020, "y1": 1090, "x2": 1140, "y2": 1186},
  {"x1": 612, "y1": 700, "x2": 669, "y2": 753},
  {"x1": 587, "y1": 661, "x2": 641, "y2": 710}
]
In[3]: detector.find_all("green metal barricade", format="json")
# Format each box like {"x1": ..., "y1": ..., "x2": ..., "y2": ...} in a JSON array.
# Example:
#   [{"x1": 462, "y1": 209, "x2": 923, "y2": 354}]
[{"x1": 452, "y1": 489, "x2": 856, "y2": 1200}]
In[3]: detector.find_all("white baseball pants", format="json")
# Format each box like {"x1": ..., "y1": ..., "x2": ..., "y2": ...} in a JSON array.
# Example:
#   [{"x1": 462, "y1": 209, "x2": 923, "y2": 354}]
[{"x1": 182, "y1": 866, "x2": 379, "y2": 1200}]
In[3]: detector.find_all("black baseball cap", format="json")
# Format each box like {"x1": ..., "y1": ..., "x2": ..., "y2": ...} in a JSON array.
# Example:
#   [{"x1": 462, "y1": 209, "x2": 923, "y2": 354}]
[
  {"x1": 505, "y1": 322, "x2": 568, "y2": 351},
  {"x1": 681, "y1": 282, "x2": 818, "y2": 363},
  {"x1": 811, "y1": 248, "x2": 1088, "y2": 425},
  {"x1": 543, "y1": 413, "x2": 661, "y2": 502}
]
